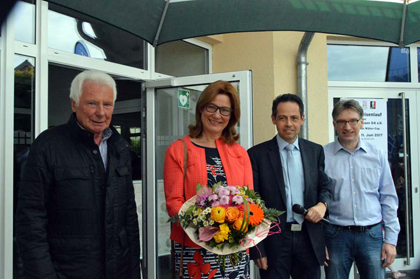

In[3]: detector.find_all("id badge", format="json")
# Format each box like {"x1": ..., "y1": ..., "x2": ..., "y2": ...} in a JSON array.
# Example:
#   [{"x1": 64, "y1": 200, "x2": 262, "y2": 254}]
[{"x1": 291, "y1": 224, "x2": 302, "y2": 231}]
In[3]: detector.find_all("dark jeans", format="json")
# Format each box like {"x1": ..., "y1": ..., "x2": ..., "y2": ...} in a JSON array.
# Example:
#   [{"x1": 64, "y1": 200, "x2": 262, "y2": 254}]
[
  {"x1": 260, "y1": 225, "x2": 321, "y2": 279},
  {"x1": 324, "y1": 223, "x2": 385, "y2": 279}
]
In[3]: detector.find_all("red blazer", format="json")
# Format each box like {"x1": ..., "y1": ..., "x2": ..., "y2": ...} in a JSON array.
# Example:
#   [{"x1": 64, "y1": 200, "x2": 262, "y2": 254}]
[{"x1": 164, "y1": 136, "x2": 254, "y2": 247}]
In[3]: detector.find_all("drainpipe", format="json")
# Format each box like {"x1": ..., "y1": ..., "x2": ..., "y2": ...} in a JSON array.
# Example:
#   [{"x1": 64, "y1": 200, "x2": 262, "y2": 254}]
[{"x1": 297, "y1": 32, "x2": 314, "y2": 140}]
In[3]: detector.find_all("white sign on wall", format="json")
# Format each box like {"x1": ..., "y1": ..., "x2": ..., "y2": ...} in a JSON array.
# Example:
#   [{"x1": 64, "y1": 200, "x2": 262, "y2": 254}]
[{"x1": 355, "y1": 99, "x2": 388, "y2": 152}]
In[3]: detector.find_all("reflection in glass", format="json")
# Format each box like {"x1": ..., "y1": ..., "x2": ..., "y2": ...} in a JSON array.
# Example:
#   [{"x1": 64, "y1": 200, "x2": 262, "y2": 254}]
[
  {"x1": 48, "y1": 4, "x2": 146, "y2": 69},
  {"x1": 156, "y1": 41, "x2": 208, "y2": 77},
  {"x1": 14, "y1": 54, "x2": 35, "y2": 278},
  {"x1": 328, "y1": 45, "x2": 410, "y2": 82},
  {"x1": 13, "y1": 0, "x2": 36, "y2": 44},
  {"x1": 156, "y1": 87, "x2": 201, "y2": 278}
]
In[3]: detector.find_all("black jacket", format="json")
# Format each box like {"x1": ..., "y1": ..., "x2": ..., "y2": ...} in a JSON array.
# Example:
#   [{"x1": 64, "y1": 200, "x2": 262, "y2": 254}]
[
  {"x1": 16, "y1": 114, "x2": 140, "y2": 279},
  {"x1": 248, "y1": 137, "x2": 331, "y2": 266}
]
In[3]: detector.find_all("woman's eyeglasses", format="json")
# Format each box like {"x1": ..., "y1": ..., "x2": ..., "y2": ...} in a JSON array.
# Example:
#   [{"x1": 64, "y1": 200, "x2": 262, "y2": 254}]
[{"x1": 205, "y1": 104, "x2": 233, "y2": 116}]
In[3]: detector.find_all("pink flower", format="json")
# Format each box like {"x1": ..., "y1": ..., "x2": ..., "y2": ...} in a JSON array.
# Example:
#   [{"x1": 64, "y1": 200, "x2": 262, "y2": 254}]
[
  {"x1": 212, "y1": 201, "x2": 221, "y2": 207},
  {"x1": 214, "y1": 186, "x2": 224, "y2": 194},
  {"x1": 208, "y1": 194, "x2": 219, "y2": 201},
  {"x1": 220, "y1": 195, "x2": 230, "y2": 205},
  {"x1": 218, "y1": 189, "x2": 230, "y2": 198},
  {"x1": 198, "y1": 226, "x2": 220, "y2": 242},
  {"x1": 196, "y1": 186, "x2": 213, "y2": 203},
  {"x1": 226, "y1": 186, "x2": 237, "y2": 194},
  {"x1": 232, "y1": 195, "x2": 244, "y2": 205}
]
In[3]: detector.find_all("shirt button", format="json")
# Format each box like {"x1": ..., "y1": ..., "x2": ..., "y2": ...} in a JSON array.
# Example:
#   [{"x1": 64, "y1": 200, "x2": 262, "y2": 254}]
[
  {"x1": 354, "y1": 205, "x2": 357, "y2": 208},
  {"x1": 352, "y1": 179, "x2": 354, "y2": 182},
  {"x1": 93, "y1": 150, "x2": 98, "y2": 155},
  {"x1": 353, "y1": 192, "x2": 356, "y2": 195}
]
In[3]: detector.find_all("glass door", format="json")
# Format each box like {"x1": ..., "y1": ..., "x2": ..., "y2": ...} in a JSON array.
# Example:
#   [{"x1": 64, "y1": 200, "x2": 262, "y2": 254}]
[
  {"x1": 329, "y1": 88, "x2": 420, "y2": 275},
  {"x1": 144, "y1": 71, "x2": 253, "y2": 279}
]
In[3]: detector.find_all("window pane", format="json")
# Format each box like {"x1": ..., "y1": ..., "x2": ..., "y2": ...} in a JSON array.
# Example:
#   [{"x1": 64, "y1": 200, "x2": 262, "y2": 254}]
[
  {"x1": 48, "y1": 4, "x2": 146, "y2": 69},
  {"x1": 328, "y1": 45, "x2": 410, "y2": 82},
  {"x1": 155, "y1": 86, "x2": 201, "y2": 278},
  {"x1": 14, "y1": 0, "x2": 36, "y2": 44},
  {"x1": 417, "y1": 48, "x2": 420, "y2": 82},
  {"x1": 14, "y1": 54, "x2": 35, "y2": 277},
  {"x1": 156, "y1": 41, "x2": 208, "y2": 77}
]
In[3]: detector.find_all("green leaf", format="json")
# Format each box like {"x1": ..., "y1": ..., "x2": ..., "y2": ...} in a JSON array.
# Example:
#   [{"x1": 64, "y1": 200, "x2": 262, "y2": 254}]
[
  {"x1": 196, "y1": 183, "x2": 202, "y2": 193},
  {"x1": 211, "y1": 181, "x2": 222, "y2": 192},
  {"x1": 185, "y1": 205, "x2": 195, "y2": 216}
]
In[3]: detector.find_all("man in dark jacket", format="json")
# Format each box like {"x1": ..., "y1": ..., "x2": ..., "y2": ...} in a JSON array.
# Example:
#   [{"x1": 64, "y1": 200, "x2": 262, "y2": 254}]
[
  {"x1": 249, "y1": 94, "x2": 331, "y2": 279},
  {"x1": 16, "y1": 70, "x2": 141, "y2": 279}
]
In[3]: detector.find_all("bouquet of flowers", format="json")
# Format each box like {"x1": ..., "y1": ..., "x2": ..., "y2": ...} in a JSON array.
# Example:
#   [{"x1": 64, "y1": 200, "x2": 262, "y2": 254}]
[{"x1": 170, "y1": 182, "x2": 282, "y2": 269}]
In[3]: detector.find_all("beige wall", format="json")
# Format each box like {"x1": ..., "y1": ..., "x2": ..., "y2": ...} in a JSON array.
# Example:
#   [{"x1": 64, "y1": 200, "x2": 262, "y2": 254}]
[{"x1": 211, "y1": 31, "x2": 330, "y2": 146}]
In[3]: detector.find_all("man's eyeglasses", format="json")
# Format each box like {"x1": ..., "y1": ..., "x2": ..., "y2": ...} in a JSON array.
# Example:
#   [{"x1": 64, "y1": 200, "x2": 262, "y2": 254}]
[
  {"x1": 335, "y1": 118, "x2": 361, "y2": 127},
  {"x1": 205, "y1": 104, "x2": 233, "y2": 116}
]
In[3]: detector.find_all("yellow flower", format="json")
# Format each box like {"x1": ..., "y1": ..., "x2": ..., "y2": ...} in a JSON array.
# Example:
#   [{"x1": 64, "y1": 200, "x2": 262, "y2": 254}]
[
  {"x1": 219, "y1": 223, "x2": 230, "y2": 233},
  {"x1": 213, "y1": 223, "x2": 230, "y2": 243},
  {"x1": 211, "y1": 207, "x2": 226, "y2": 223}
]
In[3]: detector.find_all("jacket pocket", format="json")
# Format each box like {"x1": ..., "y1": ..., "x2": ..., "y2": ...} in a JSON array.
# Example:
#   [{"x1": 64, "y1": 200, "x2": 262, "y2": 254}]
[
  {"x1": 54, "y1": 167, "x2": 94, "y2": 209},
  {"x1": 116, "y1": 165, "x2": 131, "y2": 203}
]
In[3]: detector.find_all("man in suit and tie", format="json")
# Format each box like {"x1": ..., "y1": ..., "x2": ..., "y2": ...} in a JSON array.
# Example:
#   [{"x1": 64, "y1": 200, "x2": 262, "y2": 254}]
[{"x1": 248, "y1": 94, "x2": 331, "y2": 279}]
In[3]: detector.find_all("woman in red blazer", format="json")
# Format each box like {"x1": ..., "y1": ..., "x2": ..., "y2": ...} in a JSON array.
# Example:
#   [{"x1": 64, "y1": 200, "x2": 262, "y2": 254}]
[{"x1": 164, "y1": 81, "x2": 253, "y2": 278}]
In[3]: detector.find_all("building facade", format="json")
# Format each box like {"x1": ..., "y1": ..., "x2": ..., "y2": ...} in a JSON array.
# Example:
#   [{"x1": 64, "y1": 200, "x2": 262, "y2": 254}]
[{"x1": 1, "y1": 1, "x2": 419, "y2": 278}]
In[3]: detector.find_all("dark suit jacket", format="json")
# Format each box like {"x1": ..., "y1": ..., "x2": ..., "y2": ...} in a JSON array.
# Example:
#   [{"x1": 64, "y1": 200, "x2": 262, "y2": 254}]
[{"x1": 248, "y1": 136, "x2": 331, "y2": 265}]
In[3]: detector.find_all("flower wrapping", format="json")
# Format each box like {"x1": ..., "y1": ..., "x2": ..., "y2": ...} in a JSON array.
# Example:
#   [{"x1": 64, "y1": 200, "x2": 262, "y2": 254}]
[
  {"x1": 173, "y1": 183, "x2": 283, "y2": 257},
  {"x1": 179, "y1": 196, "x2": 271, "y2": 255}
]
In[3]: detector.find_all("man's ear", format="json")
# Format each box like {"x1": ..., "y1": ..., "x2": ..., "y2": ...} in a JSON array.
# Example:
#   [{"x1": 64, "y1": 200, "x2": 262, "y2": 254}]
[
  {"x1": 271, "y1": 115, "x2": 276, "y2": 125},
  {"x1": 71, "y1": 99, "x2": 77, "y2": 112},
  {"x1": 301, "y1": 114, "x2": 305, "y2": 122}
]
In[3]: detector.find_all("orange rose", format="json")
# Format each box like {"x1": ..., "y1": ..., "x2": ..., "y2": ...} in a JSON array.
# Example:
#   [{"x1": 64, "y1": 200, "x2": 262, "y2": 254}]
[
  {"x1": 233, "y1": 217, "x2": 248, "y2": 233},
  {"x1": 225, "y1": 207, "x2": 240, "y2": 223}
]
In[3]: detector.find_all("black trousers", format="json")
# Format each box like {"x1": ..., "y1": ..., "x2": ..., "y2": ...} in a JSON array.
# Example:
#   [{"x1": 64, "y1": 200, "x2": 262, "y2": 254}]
[{"x1": 259, "y1": 224, "x2": 321, "y2": 279}]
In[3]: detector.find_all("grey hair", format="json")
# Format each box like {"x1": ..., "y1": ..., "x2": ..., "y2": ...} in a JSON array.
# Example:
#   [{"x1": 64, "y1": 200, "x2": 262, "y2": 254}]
[
  {"x1": 332, "y1": 100, "x2": 363, "y2": 121},
  {"x1": 70, "y1": 70, "x2": 117, "y2": 106}
]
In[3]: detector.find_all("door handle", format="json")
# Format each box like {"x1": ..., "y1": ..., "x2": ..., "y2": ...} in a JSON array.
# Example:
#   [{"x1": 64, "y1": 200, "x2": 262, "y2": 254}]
[{"x1": 399, "y1": 92, "x2": 411, "y2": 266}]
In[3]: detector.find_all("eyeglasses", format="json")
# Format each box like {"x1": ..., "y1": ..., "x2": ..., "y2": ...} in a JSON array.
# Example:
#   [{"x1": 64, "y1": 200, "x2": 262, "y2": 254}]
[
  {"x1": 205, "y1": 104, "x2": 233, "y2": 116},
  {"x1": 335, "y1": 118, "x2": 361, "y2": 127}
]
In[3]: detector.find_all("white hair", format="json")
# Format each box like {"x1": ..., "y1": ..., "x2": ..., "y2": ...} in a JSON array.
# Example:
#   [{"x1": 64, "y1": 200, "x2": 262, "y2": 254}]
[{"x1": 69, "y1": 70, "x2": 117, "y2": 106}]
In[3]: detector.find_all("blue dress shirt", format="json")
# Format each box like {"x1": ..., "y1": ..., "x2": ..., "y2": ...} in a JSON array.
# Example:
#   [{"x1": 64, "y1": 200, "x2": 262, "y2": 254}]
[
  {"x1": 276, "y1": 135, "x2": 304, "y2": 223},
  {"x1": 324, "y1": 138, "x2": 400, "y2": 245}
]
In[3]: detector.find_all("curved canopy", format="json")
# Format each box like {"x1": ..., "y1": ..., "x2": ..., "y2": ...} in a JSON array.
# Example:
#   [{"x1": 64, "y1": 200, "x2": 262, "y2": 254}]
[{"x1": 45, "y1": 0, "x2": 420, "y2": 46}]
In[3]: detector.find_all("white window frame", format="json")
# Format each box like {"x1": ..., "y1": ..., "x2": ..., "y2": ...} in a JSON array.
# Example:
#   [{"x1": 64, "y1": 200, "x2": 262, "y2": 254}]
[{"x1": 327, "y1": 39, "x2": 420, "y2": 87}]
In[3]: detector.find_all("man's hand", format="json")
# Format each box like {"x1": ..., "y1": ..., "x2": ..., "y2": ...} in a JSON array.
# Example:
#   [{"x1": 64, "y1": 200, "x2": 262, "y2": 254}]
[
  {"x1": 254, "y1": 257, "x2": 268, "y2": 270},
  {"x1": 382, "y1": 243, "x2": 396, "y2": 268},
  {"x1": 305, "y1": 202, "x2": 327, "y2": 223}
]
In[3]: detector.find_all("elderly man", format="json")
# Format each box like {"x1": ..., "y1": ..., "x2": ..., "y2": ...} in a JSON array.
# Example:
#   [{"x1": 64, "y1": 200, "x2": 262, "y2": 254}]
[
  {"x1": 324, "y1": 100, "x2": 400, "y2": 279},
  {"x1": 16, "y1": 70, "x2": 141, "y2": 278}
]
